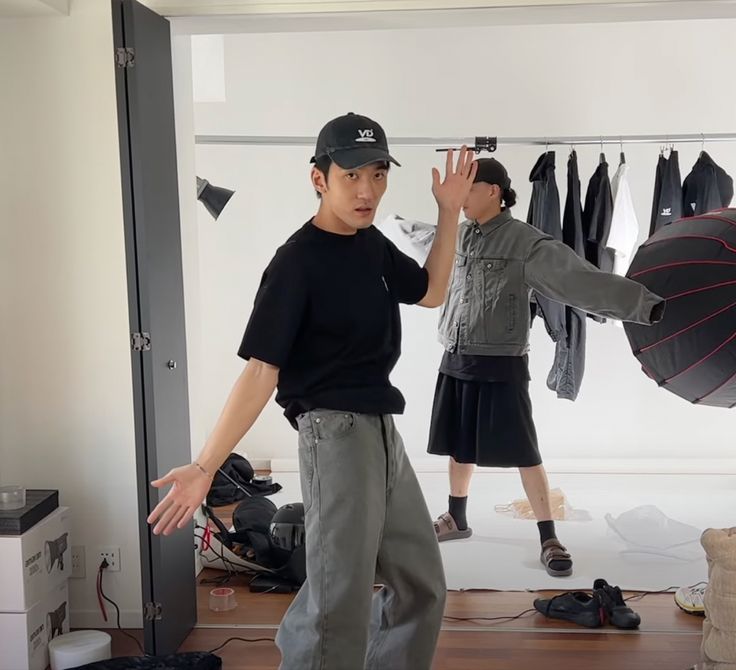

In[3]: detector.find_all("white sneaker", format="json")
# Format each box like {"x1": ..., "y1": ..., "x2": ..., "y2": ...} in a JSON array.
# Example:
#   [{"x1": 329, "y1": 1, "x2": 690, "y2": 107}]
[{"x1": 675, "y1": 582, "x2": 707, "y2": 616}]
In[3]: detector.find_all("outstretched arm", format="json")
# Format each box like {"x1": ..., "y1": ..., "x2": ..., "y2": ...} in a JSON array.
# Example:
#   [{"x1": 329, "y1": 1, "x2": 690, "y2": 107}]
[
  {"x1": 147, "y1": 358, "x2": 278, "y2": 536},
  {"x1": 525, "y1": 237, "x2": 665, "y2": 324}
]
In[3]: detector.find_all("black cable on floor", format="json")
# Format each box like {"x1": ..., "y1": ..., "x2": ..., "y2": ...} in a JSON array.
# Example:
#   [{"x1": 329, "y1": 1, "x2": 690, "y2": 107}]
[
  {"x1": 99, "y1": 560, "x2": 146, "y2": 656},
  {"x1": 442, "y1": 582, "x2": 692, "y2": 623},
  {"x1": 443, "y1": 607, "x2": 537, "y2": 623},
  {"x1": 194, "y1": 531, "x2": 249, "y2": 585},
  {"x1": 624, "y1": 586, "x2": 680, "y2": 602},
  {"x1": 207, "y1": 636, "x2": 276, "y2": 654}
]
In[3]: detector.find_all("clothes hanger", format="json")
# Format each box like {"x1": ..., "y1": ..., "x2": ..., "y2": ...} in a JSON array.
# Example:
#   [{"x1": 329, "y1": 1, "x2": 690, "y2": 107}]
[
  {"x1": 599, "y1": 136, "x2": 606, "y2": 164},
  {"x1": 619, "y1": 137, "x2": 626, "y2": 165}
]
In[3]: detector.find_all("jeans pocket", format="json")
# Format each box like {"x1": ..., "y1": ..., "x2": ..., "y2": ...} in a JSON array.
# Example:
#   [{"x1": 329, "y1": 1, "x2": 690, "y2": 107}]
[{"x1": 311, "y1": 410, "x2": 358, "y2": 442}]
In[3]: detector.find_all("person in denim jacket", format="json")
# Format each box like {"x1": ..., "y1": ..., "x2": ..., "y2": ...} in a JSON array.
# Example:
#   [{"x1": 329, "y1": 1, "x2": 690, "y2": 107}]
[{"x1": 429, "y1": 158, "x2": 665, "y2": 576}]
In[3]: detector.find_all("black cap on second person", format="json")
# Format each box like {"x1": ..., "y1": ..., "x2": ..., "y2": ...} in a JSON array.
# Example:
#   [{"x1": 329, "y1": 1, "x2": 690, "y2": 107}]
[{"x1": 473, "y1": 158, "x2": 511, "y2": 189}]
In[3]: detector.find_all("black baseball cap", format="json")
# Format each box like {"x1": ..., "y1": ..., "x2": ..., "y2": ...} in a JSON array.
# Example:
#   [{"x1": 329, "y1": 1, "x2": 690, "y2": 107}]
[
  {"x1": 473, "y1": 158, "x2": 511, "y2": 189},
  {"x1": 310, "y1": 113, "x2": 401, "y2": 170}
]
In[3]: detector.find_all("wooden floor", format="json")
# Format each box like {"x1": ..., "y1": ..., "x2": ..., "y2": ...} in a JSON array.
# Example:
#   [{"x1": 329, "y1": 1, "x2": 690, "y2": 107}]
[
  {"x1": 105, "y1": 501, "x2": 705, "y2": 669},
  {"x1": 111, "y1": 614, "x2": 703, "y2": 670},
  {"x1": 195, "y1": 567, "x2": 702, "y2": 634},
  {"x1": 105, "y1": 568, "x2": 704, "y2": 669}
]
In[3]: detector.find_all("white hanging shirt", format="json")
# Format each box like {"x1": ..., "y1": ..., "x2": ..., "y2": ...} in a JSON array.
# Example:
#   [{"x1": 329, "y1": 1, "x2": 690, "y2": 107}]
[
  {"x1": 376, "y1": 213, "x2": 435, "y2": 265},
  {"x1": 608, "y1": 162, "x2": 640, "y2": 277},
  {"x1": 607, "y1": 162, "x2": 640, "y2": 328}
]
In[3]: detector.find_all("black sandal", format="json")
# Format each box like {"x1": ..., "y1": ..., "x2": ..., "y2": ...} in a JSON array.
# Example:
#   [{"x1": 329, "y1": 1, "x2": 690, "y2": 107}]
[{"x1": 541, "y1": 538, "x2": 573, "y2": 577}]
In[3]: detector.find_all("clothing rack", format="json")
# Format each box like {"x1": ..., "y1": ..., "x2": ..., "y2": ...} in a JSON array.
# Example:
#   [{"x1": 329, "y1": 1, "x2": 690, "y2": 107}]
[{"x1": 195, "y1": 132, "x2": 736, "y2": 150}]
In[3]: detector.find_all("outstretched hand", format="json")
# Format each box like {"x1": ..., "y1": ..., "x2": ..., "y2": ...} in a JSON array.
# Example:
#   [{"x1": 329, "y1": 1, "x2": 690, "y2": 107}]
[
  {"x1": 147, "y1": 464, "x2": 212, "y2": 536},
  {"x1": 431, "y1": 145, "x2": 478, "y2": 212}
]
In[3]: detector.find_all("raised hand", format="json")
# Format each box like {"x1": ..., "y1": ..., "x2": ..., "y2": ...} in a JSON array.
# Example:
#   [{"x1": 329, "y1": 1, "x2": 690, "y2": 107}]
[{"x1": 431, "y1": 146, "x2": 478, "y2": 212}]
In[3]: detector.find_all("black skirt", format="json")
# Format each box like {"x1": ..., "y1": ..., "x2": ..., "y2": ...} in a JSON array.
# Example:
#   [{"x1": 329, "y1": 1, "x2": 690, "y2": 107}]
[{"x1": 427, "y1": 372, "x2": 541, "y2": 468}]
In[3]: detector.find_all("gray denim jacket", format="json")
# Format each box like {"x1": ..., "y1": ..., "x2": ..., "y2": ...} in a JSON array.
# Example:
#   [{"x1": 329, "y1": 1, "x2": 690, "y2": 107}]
[{"x1": 438, "y1": 210, "x2": 665, "y2": 356}]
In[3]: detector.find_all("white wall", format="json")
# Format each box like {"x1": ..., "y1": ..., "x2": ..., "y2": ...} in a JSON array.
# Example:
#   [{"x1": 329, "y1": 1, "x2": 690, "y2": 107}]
[
  {"x1": 184, "y1": 18, "x2": 736, "y2": 470},
  {"x1": 0, "y1": 1, "x2": 142, "y2": 627}
]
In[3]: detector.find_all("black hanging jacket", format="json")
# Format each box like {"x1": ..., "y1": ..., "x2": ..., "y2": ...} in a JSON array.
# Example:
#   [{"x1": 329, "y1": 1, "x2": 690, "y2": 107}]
[
  {"x1": 649, "y1": 150, "x2": 682, "y2": 236},
  {"x1": 682, "y1": 151, "x2": 734, "y2": 218},
  {"x1": 582, "y1": 155, "x2": 614, "y2": 323},
  {"x1": 527, "y1": 151, "x2": 567, "y2": 343},
  {"x1": 583, "y1": 154, "x2": 614, "y2": 273},
  {"x1": 547, "y1": 150, "x2": 587, "y2": 401}
]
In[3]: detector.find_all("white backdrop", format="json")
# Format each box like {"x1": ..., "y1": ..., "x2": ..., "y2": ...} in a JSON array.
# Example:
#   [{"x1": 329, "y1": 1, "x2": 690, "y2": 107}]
[{"x1": 176, "y1": 18, "x2": 736, "y2": 469}]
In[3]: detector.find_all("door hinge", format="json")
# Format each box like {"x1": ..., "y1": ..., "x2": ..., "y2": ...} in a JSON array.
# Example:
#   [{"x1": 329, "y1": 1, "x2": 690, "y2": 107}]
[
  {"x1": 115, "y1": 47, "x2": 136, "y2": 68},
  {"x1": 144, "y1": 601, "x2": 162, "y2": 621},
  {"x1": 131, "y1": 332, "x2": 151, "y2": 352}
]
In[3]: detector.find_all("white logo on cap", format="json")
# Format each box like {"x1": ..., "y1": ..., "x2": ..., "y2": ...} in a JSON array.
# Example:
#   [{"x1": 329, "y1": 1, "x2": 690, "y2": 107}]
[{"x1": 356, "y1": 129, "x2": 376, "y2": 143}]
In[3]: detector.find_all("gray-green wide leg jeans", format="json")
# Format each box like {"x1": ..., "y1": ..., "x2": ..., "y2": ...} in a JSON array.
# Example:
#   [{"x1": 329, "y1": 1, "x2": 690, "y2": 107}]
[{"x1": 275, "y1": 409, "x2": 446, "y2": 670}]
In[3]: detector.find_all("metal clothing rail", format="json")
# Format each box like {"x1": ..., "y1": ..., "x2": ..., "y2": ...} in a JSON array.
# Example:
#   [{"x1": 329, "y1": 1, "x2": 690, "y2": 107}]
[{"x1": 195, "y1": 132, "x2": 736, "y2": 149}]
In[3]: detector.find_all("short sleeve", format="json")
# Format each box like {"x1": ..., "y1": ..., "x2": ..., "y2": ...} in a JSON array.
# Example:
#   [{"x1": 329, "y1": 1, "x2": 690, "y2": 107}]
[
  {"x1": 237, "y1": 246, "x2": 308, "y2": 367},
  {"x1": 383, "y1": 236, "x2": 429, "y2": 305}
]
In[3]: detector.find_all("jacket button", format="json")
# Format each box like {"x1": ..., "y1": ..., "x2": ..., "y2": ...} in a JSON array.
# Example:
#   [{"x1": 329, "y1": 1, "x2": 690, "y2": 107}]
[
  {"x1": 475, "y1": 228, "x2": 481, "y2": 234},
  {"x1": 487, "y1": 263, "x2": 493, "y2": 269},
  {"x1": 459, "y1": 297, "x2": 465, "y2": 303},
  {"x1": 467, "y1": 274, "x2": 472, "y2": 280},
  {"x1": 453, "y1": 321, "x2": 458, "y2": 327}
]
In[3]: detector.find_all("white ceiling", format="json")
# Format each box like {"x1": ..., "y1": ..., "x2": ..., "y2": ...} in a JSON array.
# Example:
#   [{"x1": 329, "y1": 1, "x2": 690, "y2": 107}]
[
  {"x1": 143, "y1": 0, "x2": 736, "y2": 19},
  {"x1": 167, "y1": 0, "x2": 736, "y2": 33},
  {"x1": 0, "y1": 0, "x2": 69, "y2": 18}
]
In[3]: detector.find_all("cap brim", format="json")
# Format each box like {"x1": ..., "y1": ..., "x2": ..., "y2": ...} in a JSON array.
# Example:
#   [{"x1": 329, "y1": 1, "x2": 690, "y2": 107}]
[{"x1": 328, "y1": 147, "x2": 401, "y2": 169}]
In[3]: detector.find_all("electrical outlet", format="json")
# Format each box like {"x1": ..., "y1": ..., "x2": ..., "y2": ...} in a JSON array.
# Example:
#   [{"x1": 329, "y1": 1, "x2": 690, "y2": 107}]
[
  {"x1": 98, "y1": 546, "x2": 121, "y2": 572},
  {"x1": 71, "y1": 546, "x2": 86, "y2": 579}
]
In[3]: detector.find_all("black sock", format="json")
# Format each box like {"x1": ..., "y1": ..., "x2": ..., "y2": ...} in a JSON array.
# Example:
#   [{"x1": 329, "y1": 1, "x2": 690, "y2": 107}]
[
  {"x1": 537, "y1": 520, "x2": 557, "y2": 545},
  {"x1": 448, "y1": 496, "x2": 468, "y2": 530},
  {"x1": 538, "y1": 520, "x2": 572, "y2": 573}
]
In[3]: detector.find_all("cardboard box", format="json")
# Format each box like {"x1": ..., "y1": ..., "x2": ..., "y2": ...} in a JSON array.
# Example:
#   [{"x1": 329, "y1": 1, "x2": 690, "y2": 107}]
[
  {"x1": 0, "y1": 507, "x2": 71, "y2": 611},
  {"x1": 0, "y1": 580, "x2": 70, "y2": 670}
]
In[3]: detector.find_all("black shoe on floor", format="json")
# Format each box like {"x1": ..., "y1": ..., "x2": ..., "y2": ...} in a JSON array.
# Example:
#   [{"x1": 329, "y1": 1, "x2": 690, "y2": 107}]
[
  {"x1": 593, "y1": 578, "x2": 641, "y2": 629},
  {"x1": 533, "y1": 591, "x2": 605, "y2": 628}
]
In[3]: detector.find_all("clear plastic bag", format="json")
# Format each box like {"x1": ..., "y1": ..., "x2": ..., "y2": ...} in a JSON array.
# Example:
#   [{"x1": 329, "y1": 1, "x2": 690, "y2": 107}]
[
  {"x1": 495, "y1": 488, "x2": 592, "y2": 521},
  {"x1": 604, "y1": 505, "x2": 703, "y2": 561}
]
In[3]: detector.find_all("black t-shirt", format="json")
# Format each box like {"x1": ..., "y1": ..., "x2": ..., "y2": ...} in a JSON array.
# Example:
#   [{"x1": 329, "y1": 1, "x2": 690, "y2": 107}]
[
  {"x1": 439, "y1": 351, "x2": 530, "y2": 383},
  {"x1": 238, "y1": 219, "x2": 429, "y2": 427}
]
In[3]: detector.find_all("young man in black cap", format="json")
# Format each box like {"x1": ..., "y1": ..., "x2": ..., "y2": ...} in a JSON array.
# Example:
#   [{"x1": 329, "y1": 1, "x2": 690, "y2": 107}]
[
  {"x1": 146, "y1": 113, "x2": 477, "y2": 669},
  {"x1": 429, "y1": 158, "x2": 665, "y2": 578}
]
